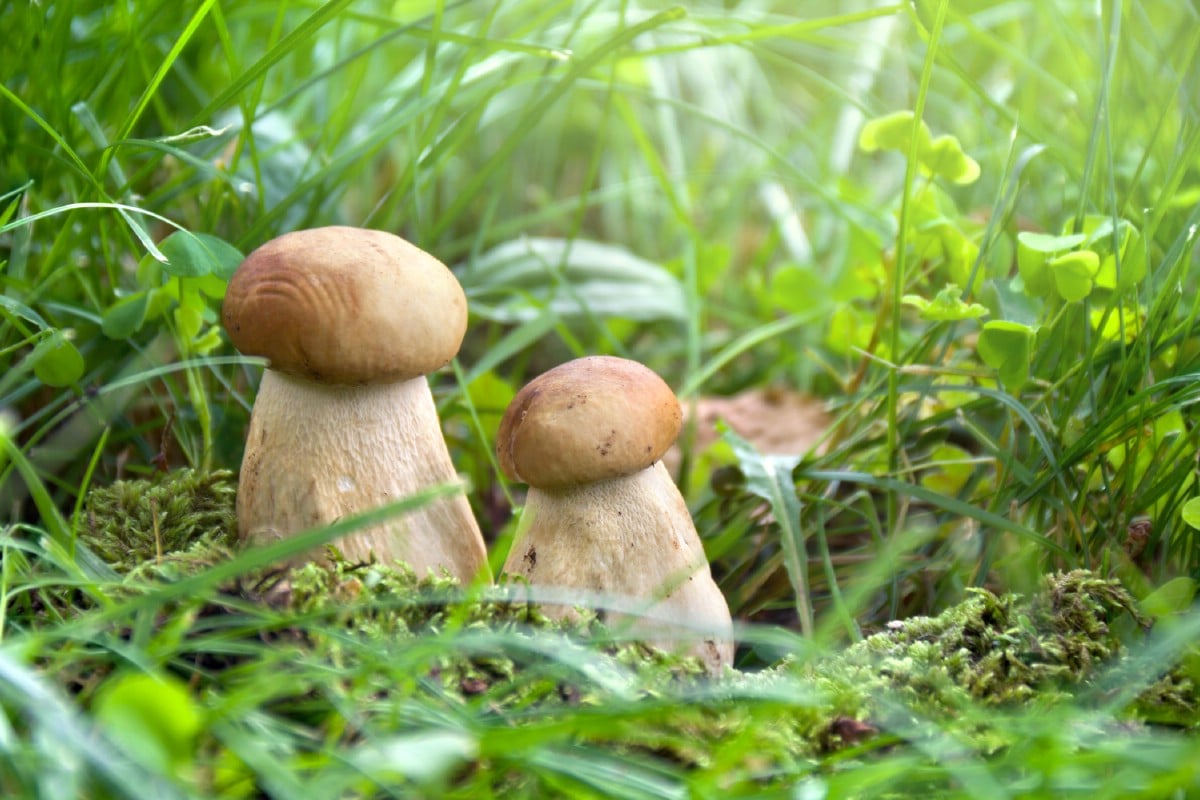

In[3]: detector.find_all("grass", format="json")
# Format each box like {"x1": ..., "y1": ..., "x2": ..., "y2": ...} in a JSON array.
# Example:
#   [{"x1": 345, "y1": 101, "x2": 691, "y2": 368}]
[{"x1": 2, "y1": 0, "x2": 1200, "y2": 796}]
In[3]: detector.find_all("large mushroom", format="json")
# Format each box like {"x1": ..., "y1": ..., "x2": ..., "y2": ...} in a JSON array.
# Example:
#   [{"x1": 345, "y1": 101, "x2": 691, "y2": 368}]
[
  {"x1": 497, "y1": 356, "x2": 734, "y2": 673},
  {"x1": 222, "y1": 226, "x2": 489, "y2": 582}
]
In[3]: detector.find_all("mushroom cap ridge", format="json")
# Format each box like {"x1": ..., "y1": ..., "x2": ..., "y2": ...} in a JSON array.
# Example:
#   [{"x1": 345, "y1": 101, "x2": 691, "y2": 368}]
[
  {"x1": 497, "y1": 356, "x2": 682, "y2": 489},
  {"x1": 222, "y1": 226, "x2": 468, "y2": 385}
]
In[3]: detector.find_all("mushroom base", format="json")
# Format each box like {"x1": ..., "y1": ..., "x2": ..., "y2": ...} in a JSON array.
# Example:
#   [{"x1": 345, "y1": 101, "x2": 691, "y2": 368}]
[
  {"x1": 237, "y1": 370, "x2": 488, "y2": 582},
  {"x1": 502, "y1": 462, "x2": 734, "y2": 673}
]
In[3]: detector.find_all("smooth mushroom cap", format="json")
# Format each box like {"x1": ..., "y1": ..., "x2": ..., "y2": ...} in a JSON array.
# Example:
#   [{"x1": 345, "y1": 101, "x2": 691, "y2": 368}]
[
  {"x1": 496, "y1": 356, "x2": 682, "y2": 489},
  {"x1": 221, "y1": 226, "x2": 468, "y2": 385}
]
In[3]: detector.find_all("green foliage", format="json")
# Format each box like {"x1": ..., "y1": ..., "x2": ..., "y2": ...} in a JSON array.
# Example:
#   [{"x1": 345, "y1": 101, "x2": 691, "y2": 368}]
[
  {"x1": 93, "y1": 672, "x2": 203, "y2": 780},
  {"x1": 4, "y1": 473, "x2": 1193, "y2": 797},
  {"x1": 28, "y1": 330, "x2": 85, "y2": 388},
  {"x1": 1017, "y1": 231, "x2": 1088, "y2": 297},
  {"x1": 1140, "y1": 576, "x2": 1198, "y2": 619},
  {"x1": 461, "y1": 236, "x2": 687, "y2": 324},
  {"x1": 156, "y1": 231, "x2": 243, "y2": 281},
  {"x1": 1182, "y1": 498, "x2": 1200, "y2": 531},
  {"x1": 902, "y1": 283, "x2": 988, "y2": 322},
  {"x1": 823, "y1": 571, "x2": 1146, "y2": 709},
  {"x1": 977, "y1": 320, "x2": 1035, "y2": 389},
  {"x1": 100, "y1": 231, "x2": 241, "y2": 356},
  {"x1": 720, "y1": 425, "x2": 811, "y2": 635},
  {"x1": 81, "y1": 468, "x2": 237, "y2": 569},
  {"x1": 859, "y1": 110, "x2": 981, "y2": 184}
]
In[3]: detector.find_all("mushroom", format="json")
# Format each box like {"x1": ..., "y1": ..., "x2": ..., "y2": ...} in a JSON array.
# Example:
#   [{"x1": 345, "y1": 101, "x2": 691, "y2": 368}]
[
  {"x1": 221, "y1": 226, "x2": 489, "y2": 582},
  {"x1": 497, "y1": 356, "x2": 734, "y2": 673}
]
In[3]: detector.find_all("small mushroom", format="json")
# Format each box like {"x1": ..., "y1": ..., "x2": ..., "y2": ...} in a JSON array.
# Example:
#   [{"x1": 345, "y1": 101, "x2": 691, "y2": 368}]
[
  {"x1": 222, "y1": 226, "x2": 489, "y2": 582},
  {"x1": 497, "y1": 356, "x2": 734, "y2": 673}
]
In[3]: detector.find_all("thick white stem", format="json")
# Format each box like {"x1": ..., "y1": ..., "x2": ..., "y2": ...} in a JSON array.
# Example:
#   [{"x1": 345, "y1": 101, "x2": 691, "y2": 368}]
[
  {"x1": 237, "y1": 370, "x2": 488, "y2": 582},
  {"x1": 503, "y1": 461, "x2": 733, "y2": 672}
]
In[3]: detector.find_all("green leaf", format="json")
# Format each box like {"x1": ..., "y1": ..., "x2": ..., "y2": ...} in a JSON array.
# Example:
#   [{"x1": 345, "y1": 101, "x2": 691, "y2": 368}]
[
  {"x1": 721, "y1": 424, "x2": 811, "y2": 636},
  {"x1": 94, "y1": 672, "x2": 202, "y2": 777},
  {"x1": 459, "y1": 237, "x2": 686, "y2": 323},
  {"x1": 979, "y1": 275, "x2": 1042, "y2": 327},
  {"x1": 827, "y1": 305, "x2": 874, "y2": 356},
  {"x1": 174, "y1": 304, "x2": 204, "y2": 341},
  {"x1": 1090, "y1": 305, "x2": 1143, "y2": 343},
  {"x1": 1015, "y1": 248, "x2": 1052, "y2": 299},
  {"x1": 859, "y1": 112, "x2": 978, "y2": 184},
  {"x1": 0, "y1": 412, "x2": 12, "y2": 473},
  {"x1": 1048, "y1": 249, "x2": 1100, "y2": 302},
  {"x1": 30, "y1": 330, "x2": 84, "y2": 387},
  {"x1": 921, "y1": 134, "x2": 981, "y2": 184},
  {"x1": 0, "y1": 295, "x2": 49, "y2": 330},
  {"x1": 770, "y1": 264, "x2": 827, "y2": 314},
  {"x1": 1016, "y1": 231, "x2": 1087, "y2": 298},
  {"x1": 903, "y1": 283, "x2": 988, "y2": 321},
  {"x1": 858, "y1": 110, "x2": 933, "y2": 154},
  {"x1": 193, "y1": 271, "x2": 230, "y2": 300},
  {"x1": 0, "y1": 195, "x2": 20, "y2": 229},
  {"x1": 937, "y1": 224, "x2": 983, "y2": 291},
  {"x1": 1140, "y1": 576, "x2": 1197, "y2": 618},
  {"x1": 159, "y1": 230, "x2": 243, "y2": 279},
  {"x1": 977, "y1": 320, "x2": 1034, "y2": 389},
  {"x1": 920, "y1": 443, "x2": 975, "y2": 495},
  {"x1": 347, "y1": 730, "x2": 478, "y2": 786},
  {"x1": 192, "y1": 326, "x2": 223, "y2": 355},
  {"x1": 174, "y1": 286, "x2": 208, "y2": 340},
  {"x1": 1181, "y1": 498, "x2": 1200, "y2": 531},
  {"x1": 465, "y1": 370, "x2": 516, "y2": 442},
  {"x1": 1087, "y1": 219, "x2": 1147, "y2": 291},
  {"x1": 146, "y1": 285, "x2": 176, "y2": 321},
  {"x1": 832, "y1": 262, "x2": 882, "y2": 302},
  {"x1": 907, "y1": 188, "x2": 982, "y2": 291},
  {"x1": 136, "y1": 250, "x2": 164, "y2": 287},
  {"x1": 1018, "y1": 231, "x2": 1089, "y2": 254},
  {"x1": 101, "y1": 291, "x2": 151, "y2": 339},
  {"x1": 695, "y1": 241, "x2": 731, "y2": 296}
]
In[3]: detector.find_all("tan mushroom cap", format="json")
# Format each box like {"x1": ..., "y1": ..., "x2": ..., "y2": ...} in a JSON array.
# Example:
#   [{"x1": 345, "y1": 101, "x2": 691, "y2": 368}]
[
  {"x1": 497, "y1": 356, "x2": 682, "y2": 489},
  {"x1": 222, "y1": 226, "x2": 468, "y2": 385}
]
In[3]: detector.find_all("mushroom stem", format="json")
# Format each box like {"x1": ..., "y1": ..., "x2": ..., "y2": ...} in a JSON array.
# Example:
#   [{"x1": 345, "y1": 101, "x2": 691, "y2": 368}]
[
  {"x1": 238, "y1": 369, "x2": 488, "y2": 582},
  {"x1": 504, "y1": 461, "x2": 733, "y2": 671}
]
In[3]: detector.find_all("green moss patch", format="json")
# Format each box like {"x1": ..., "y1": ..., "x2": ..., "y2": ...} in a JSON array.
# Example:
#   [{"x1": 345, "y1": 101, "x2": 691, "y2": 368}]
[
  {"x1": 64, "y1": 470, "x2": 1199, "y2": 790},
  {"x1": 82, "y1": 468, "x2": 238, "y2": 571}
]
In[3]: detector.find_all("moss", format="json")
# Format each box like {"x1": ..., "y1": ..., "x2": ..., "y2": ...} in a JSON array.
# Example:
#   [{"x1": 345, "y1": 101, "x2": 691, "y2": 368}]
[
  {"x1": 279, "y1": 557, "x2": 709, "y2": 704},
  {"x1": 831, "y1": 570, "x2": 1144, "y2": 705},
  {"x1": 78, "y1": 468, "x2": 710, "y2": 673},
  {"x1": 73, "y1": 469, "x2": 1199, "y2": 779},
  {"x1": 776, "y1": 569, "x2": 1197, "y2": 752},
  {"x1": 81, "y1": 468, "x2": 238, "y2": 571}
]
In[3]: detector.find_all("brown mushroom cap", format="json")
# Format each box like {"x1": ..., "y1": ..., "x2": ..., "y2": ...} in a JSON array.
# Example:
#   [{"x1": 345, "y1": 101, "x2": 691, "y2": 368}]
[
  {"x1": 497, "y1": 356, "x2": 682, "y2": 489},
  {"x1": 222, "y1": 226, "x2": 468, "y2": 385}
]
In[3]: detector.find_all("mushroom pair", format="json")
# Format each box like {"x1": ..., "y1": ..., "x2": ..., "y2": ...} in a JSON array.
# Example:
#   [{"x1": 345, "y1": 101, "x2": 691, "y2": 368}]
[{"x1": 223, "y1": 228, "x2": 732, "y2": 672}]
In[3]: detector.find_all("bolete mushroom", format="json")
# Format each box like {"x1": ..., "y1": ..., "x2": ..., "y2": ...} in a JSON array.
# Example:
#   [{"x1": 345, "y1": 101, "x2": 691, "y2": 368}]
[
  {"x1": 222, "y1": 225, "x2": 489, "y2": 582},
  {"x1": 497, "y1": 355, "x2": 734, "y2": 673}
]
